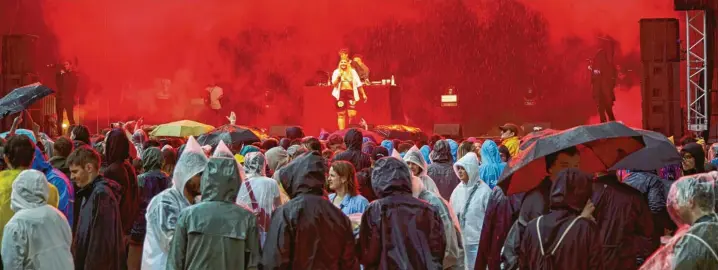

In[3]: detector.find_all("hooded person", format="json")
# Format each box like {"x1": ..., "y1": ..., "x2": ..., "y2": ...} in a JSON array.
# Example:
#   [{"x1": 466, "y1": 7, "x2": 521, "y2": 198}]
[
  {"x1": 621, "y1": 169, "x2": 669, "y2": 264},
  {"x1": 450, "y1": 152, "x2": 491, "y2": 269},
  {"x1": 265, "y1": 146, "x2": 289, "y2": 180},
  {"x1": 131, "y1": 129, "x2": 148, "y2": 159},
  {"x1": 447, "y1": 139, "x2": 459, "y2": 162},
  {"x1": 358, "y1": 157, "x2": 446, "y2": 269},
  {"x1": 102, "y1": 128, "x2": 140, "y2": 238},
  {"x1": 519, "y1": 168, "x2": 602, "y2": 270},
  {"x1": 1, "y1": 169, "x2": 74, "y2": 270},
  {"x1": 261, "y1": 152, "x2": 358, "y2": 269},
  {"x1": 333, "y1": 128, "x2": 372, "y2": 171},
  {"x1": 403, "y1": 149, "x2": 440, "y2": 195},
  {"x1": 31, "y1": 146, "x2": 74, "y2": 227},
  {"x1": 129, "y1": 147, "x2": 172, "y2": 268},
  {"x1": 681, "y1": 143, "x2": 706, "y2": 176},
  {"x1": 478, "y1": 140, "x2": 507, "y2": 190},
  {"x1": 380, "y1": 140, "x2": 394, "y2": 156},
  {"x1": 237, "y1": 151, "x2": 285, "y2": 247},
  {"x1": 141, "y1": 136, "x2": 209, "y2": 270},
  {"x1": 428, "y1": 140, "x2": 462, "y2": 200},
  {"x1": 410, "y1": 172, "x2": 464, "y2": 269},
  {"x1": 420, "y1": 145, "x2": 432, "y2": 165},
  {"x1": 167, "y1": 157, "x2": 261, "y2": 270}
]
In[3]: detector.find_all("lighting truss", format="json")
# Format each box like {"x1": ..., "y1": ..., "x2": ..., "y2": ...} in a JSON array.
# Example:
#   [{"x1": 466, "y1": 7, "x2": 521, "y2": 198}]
[{"x1": 686, "y1": 10, "x2": 709, "y2": 132}]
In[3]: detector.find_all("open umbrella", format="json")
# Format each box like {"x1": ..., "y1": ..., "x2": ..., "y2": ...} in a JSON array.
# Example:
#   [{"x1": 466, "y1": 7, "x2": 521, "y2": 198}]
[
  {"x1": 197, "y1": 124, "x2": 267, "y2": 147},
  {"x1": 609, "y1": 129, "x2": 682, "y2": 171},
  {"x1": 0, "y1": 83, "x2": 55, "y2": 119},
  {"x1": 149, "y1": 120, "x2": 213, "y2": 138},
  {"x1": 519, "y1": 128, "x2": 559, "y2": 151},
  {"x1": 331, "y1": 128, "x2": 384, "y2": 144},
  {"x1": 498, "y1": 122, "x2": 645, "y2": 195}
]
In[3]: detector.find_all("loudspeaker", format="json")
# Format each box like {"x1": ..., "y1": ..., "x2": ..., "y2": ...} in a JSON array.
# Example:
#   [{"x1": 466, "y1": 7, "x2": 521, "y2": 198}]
[
  {"x1": 434, "y1": 124, "x2": 462, "y2": 138},
  {"x1": 1, "y1": 35, "x2": 37, "y2": 75},
  {"x1": 675, "y1": 0, "x2": 713, "y2": 10},
  {"x1": 639, "y1": 19, "x2": 680, "y2": 62},
  {"x1": 641, "y1": 62, "x2": 682, "y2": 138}
]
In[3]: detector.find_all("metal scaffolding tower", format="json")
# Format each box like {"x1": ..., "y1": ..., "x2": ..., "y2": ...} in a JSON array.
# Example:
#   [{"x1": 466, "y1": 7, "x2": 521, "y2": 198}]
[{"x1": 686, "y1": 10, "x2": 710, "y2": 132}]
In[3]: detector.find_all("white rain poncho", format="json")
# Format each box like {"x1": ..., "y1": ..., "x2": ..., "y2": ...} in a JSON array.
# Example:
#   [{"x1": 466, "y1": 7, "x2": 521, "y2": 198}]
[
  {"x1": 236, "y1": 152, "x2": 283, "y2": 247},
  {"x1": 213, "y1": 141, "x2": 247, "y2": 181},
  {"x1": 1, "y1": 169, "x2": 73, "y2": 269},
  {"x1": 403, "y1": 149, "x2": 440, "y2": 196},
  {"x1": 141, "y1": 137, "x2": 209, "y2": 270},
  {"x1": 641, "y1": 172, "x2": 718, "y2": 270},
  {"x1": 449, "y1": 152, "x2": 491, "y2": 269}
]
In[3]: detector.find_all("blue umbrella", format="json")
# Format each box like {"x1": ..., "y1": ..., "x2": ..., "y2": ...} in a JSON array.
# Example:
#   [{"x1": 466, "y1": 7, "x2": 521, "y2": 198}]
[
  {"x1": 0, "y1": 83, "x2": 55, "y2": 119},
  {"x1": 609, "y1": 129, "x2": 682, "y2": 171}
]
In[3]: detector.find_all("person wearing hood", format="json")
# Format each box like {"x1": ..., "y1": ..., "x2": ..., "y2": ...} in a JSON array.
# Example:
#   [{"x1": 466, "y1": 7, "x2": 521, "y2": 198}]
[
  {"x1": 447, "y1": 139, "x2": 459, "y2": 162},
  {"x1": 142, "y1": 137, "x2": 208, "y2": 270},
  {"x1": 237, "y1": 151, "x2": 284, "y2": 247},
  {"x1": 380, "y1": 140, "x2": 394, "y2": 156},
  {"x1": 591, "y1": 171, "x2": 653, "y2": 269},
  {"x1": 403, "y1": 149, "x2": 440, "y2": 195},
  {"x1": 668, "y1": 174, "x2": 718, "y2": 269},
  {"x1": 131, "y1": 129, "x2": 148, "y2": 159},
  {"x1": 333, "y1": 128, "x2": 372, "y2": 171},
  {"x1": 450, "y1": 152, "x2": 491, "y2": 269},
  {"x1": 475, "y1": 182, "x2": 524, "y2": 270},
  {"x1": 478, "y1": 140, "x2": 507, "y2": 189},
  {"x1": 358, "y1": 157, "x2": 446, "y2": 269},
  {"x1": 428, "y1": 140, "x2": 462, "y2": 200},
  {"x1": 421, "y1": 144, "x2": 432, "y2": 165},
  {"x1": 1, "y1": 169, "x2": 74, "y2": 269},
  {"x1": 31, "y1": 144, "x2": 74, "y2": 228},
  {"x1": 410, "y1": 170, "x2": 464, "y2": 269},
  {"x1": 519, "y1": 168, "x2": 602, "y2": 269},
  {"x1": 261, "y1": 152, "x2": 358, "y2": 269},
  {"x1": 622, "y1": 169, "x2": 670, "y2": 263},
  {"x1": 167, "y1": 157, "x2": 261, "y2": 270},
  {"x1": 681, "y1": 142, "x2": 706, "y2": 176},
  {"x1": 103, "y1": 128, "x2": 140, "y2": 240},
  {"x1": 0, "y1": 135, "x2": 61, "y2": 243},
  {"x1": 67, "y1": 146, "x2": 126, "y2": 270},
  {"x1": 266, "y1": 146, "x2": 289, "y2": 179},
  {"x1": 128, "y1": 147, "x2": 171, "y2": 269}
]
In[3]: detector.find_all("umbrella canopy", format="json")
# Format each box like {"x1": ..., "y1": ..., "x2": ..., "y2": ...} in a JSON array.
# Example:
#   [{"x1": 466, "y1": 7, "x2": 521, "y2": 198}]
[
  {"x1": 609, "y1": 129, "x2": 682, "y2": 171},
  {"x1": 331, "y1": 128, "x2": 384, "y2": 144},
  {"x1": 197, "y1": 124, "x2": 267, "y2": 147},
  {"x1": 498, "y1": 122, "x2": 645, "y2": 195},
  {"x1": 371, "y1": 124, "x2": 427, "y2": 141},
  {"x1": 0, "y1": 83, "x2": 55, "y2": 119},
  {"x1": 149, "y1": 120, "x2": 213, "y2": 138},
  {"x1": 519, "y1": 129, "x2": 559, "y2": 151}
]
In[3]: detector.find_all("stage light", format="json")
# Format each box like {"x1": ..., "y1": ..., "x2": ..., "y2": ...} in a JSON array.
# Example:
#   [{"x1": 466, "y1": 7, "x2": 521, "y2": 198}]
[{"x1": 62, "y1": 123, "x2": 68, "y2": 128}]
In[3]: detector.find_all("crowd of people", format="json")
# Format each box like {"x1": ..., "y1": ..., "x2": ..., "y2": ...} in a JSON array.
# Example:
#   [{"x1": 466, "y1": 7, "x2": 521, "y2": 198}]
[{"x1": 0, "y1": 116, "x2": 717, "y2": 270}]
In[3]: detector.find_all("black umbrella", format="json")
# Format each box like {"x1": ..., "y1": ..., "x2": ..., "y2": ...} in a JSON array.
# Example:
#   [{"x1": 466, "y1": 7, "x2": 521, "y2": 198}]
[
  {"x1": 0, "y1": 83, "x2": 55, "y2": 119},
  {"x1": 498, "y1": 122, "x2": 645, "y2": 195},
  {"x1": 609, "y1": 129, "x2": 682, "y2": 171},
  {"x1": 196, "y1": 124, "x2": 265, "y2": 148}
]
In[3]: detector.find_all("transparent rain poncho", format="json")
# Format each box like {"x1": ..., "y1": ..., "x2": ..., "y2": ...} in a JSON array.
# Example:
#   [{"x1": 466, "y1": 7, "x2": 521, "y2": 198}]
[
  {"x1": 640, "y1": 172, "x2": 718, "y2": 269},
  {"x1": 403, "y1": 149, "x2": 440, "y2": 195},
  {"x1": 213, "y1": 141, "x2": 246, "y2": 181},
  {"x1": 236, "y1": 152, "x2": 283, "y2": 247},
  {"x1": 142, "y1": 136, "x2": 209, "y2": 270}
]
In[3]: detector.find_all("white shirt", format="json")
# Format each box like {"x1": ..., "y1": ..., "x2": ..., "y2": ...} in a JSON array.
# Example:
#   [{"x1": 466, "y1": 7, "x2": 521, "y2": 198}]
[{"x1": 331, "y1": 68, "x2": 362, "y2": 101}]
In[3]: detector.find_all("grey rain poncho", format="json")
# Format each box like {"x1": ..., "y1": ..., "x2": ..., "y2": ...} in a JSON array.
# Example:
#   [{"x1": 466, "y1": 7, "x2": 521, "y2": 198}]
[{"x1": 404, "y1": 149, "x2": 441, "y2": 196}]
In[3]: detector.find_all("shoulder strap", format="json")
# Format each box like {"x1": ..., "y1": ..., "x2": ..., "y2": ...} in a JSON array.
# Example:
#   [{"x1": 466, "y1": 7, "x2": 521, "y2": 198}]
[
  {"x1": 244, "y1": 181, "x2": 260, "y2": 211},
  {"x1": 685, "y1": 233, "x2": 718, "y2": 263},
  {"x1": 537, "y1": 216, "x2": 584, "y2": 256},
  {"x1": 537, "y1": 216, "x2": 546, "y2": 256}
]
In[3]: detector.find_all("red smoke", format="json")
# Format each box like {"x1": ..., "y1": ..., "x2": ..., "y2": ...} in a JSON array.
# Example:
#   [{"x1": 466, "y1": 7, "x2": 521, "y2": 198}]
[{"x1": 35, "y1": 0, "x2": 677, "y2": 134}]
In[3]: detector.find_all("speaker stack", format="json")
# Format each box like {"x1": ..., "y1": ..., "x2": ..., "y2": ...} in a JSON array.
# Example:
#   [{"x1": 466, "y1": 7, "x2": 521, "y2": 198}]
[{"x1": 0, "y1": 34, "x2": 47, "y2": 132}]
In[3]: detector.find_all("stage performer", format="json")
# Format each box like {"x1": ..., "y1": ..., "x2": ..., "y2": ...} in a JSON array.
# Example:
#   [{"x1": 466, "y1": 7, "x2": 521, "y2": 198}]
[
  {"x1": 55, "y1": 60, "x2": 79, "y2": 129},
  {"x1": 339, "y1": 49, "x2": 370, "y2": 83},
  {"x1": 332, "y1": 58, "x2": 367, "y2": 130},
  {"x1": 588, "y1": 49, "x2": 616, "y2": 122}
]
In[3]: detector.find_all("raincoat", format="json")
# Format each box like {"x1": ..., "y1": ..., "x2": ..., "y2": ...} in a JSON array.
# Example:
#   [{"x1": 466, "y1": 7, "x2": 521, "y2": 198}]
[
  {"x1": 31, "y1": 147, "x2": 74, "y2": 227},
  {"x1": 622, "y1": 171, "x2": 670, "y2": 260},
  {"x1": 447, "y1": 139, "x2": 459, "y2": 162},
  {"x1": 478, "y1": 140, "x2": 507, "y2": 189},
  {"x1": 672, "y1": 214, "x2": 718, "y2": 269},
  {"x1": 48, "y1": 155, "x2": 70, "y2": 180},
  {"x1": 380, "y1": 140, "x2": 394, "y2": 156},
  {"x1": 450, "y1": 152, "x2": 491, "y2": 269},
  {"x1": 261, "y1": 152, "x2": 358, "y2": 269},
  {"x1": 333, "y1": 129, "x2": 372, "y2": 171},
  {"x1": 412, "y1": 173, "x2": 464, "y2": 269},
  {"x1": 167, "y1": 157, "x2": 261, "y2": 270},
  {"x1": 403, "y1": 149, "x2": 440, "y2": 195},
  {"x1": 103, "y1": 128, "x2": 140, "y2": 235},
  {"x1": 359, "y1": 157, "x2": 446, "y2": 269},
  {"x1": 357, "y1": 167, "x2": 377, "y2": 202},
  {"x1": 681, "y1": 143, "x2": 706, "y2": 176},
  {"x1": 1, "y1": 170, "x2": 73, "y2": 269},
  {"x1": 131, "y1": 147, "x2": 171, "y2": 243},
  {"x1": 428, "y1": 140, "x2": 461, "y2": 199},
  {"x1": 501, "y1": 136, "x2": 520, "y2": 157},
  {"x1": 519, "y1": 169, "x2": 602, "y2": 270},
  {"x1": 236, "y1": 152, "x2": 283, "y2": 246},
  {"x1": 478, "y1": 188, "x2": 524, "y2": 270},
  {"x1": 265, "y1": 146, "x2": 288, "y2": 179},
  {"x1": 141, "y1": 137, "x2": 209, "y2": 270},
  {"x1": 73, "y1": 175, "x2": 125, "y2": 270},
  {"x1": 0, "y1": 169, "x2": 59, "y2": 243},
  {"x1": 592, "y1": 173, "x2": 653, "y2": 269}
]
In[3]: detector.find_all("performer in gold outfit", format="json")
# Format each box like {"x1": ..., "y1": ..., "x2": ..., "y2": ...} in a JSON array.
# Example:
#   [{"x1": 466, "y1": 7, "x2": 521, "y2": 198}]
[{"x1": 331, "y1": 55, "x2": 367, "y2": 130}]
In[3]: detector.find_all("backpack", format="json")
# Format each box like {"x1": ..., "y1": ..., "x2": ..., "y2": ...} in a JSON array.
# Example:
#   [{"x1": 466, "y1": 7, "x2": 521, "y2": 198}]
[
  {"x1": 535, "y1": 216, "x2": 583, "y2": 270},
  {"x1": 244, "y1": 181, "x2": 271, "y2": 233}
]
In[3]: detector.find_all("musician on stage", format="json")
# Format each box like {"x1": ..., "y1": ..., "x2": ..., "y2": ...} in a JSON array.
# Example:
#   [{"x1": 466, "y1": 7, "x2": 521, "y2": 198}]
[
  {"x1": 588, "y1": 49, "x2": 617, "y2": 122},
  {"x1": 55, "y1": 60, "x2": 79, "y2": 129},
  {"x1": 331, "y1": 57, "x2": 367, "y2": 130}
]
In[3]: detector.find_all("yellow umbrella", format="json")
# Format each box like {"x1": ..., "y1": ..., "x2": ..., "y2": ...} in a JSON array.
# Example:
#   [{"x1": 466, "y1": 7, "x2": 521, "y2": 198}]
[{"x1": 150, "y1": 120, "x2": 214, "y2": 138}]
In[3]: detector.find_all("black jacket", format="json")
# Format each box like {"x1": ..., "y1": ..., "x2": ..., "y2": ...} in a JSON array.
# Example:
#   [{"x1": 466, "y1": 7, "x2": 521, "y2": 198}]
[
  {"x1": 73, "y1": 175, "x2": 125, "y2": 270},
  {"x1": 622, "y1": 171, "x2": 669, "y2": 259},
  {"x1": 130, "y1": 147, "x2": 170, "y2": 243},
  {"x1": 333, "y1": 129, "x2": 372, "y2": 171},
  {"x1": 261, "y1": 152, "x2": 358, "y2": 270},
  {"x1": 427, "y1": 140, "x2": 461, "y2": 199},
  {"x1": 359, "y1": 157, "x2": 446, "y2": 269},
  {"x1": 102, "y1": 128, "x2": 140, "y2": 235},
  {"x1": 476, "y1": 188, "x2": 524, "y2": 270}
]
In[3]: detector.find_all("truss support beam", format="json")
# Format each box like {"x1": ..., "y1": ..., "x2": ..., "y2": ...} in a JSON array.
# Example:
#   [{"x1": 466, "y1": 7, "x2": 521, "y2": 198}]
[{"x1": 686, "y1": 10, "x2": 710, "y2": 132}]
